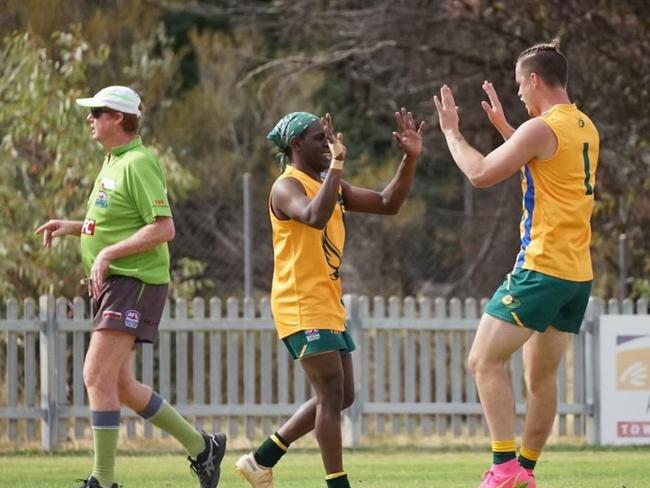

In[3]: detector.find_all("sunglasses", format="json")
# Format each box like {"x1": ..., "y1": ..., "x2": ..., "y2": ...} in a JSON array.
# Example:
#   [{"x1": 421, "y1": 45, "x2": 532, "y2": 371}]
[{"x1": 90, "y1": 107, "x2": 112, "y2": 119}]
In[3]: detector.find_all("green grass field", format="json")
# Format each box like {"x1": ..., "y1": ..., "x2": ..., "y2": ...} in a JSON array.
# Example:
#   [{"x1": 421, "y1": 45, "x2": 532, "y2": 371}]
[{"x1": 0, "y1": 447, "x2": 647, "y2": 487}]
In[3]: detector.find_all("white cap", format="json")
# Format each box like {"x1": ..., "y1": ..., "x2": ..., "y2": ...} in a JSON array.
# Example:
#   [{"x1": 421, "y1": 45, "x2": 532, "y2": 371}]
[{"x1": 76, "y1": 86, "x2": 142, "y2": 117}]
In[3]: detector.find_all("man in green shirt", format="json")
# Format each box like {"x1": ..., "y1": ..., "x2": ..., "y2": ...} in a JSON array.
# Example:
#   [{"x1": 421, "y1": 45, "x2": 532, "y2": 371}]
[{"x1": 36, "y1": 86, "x2": 226, "y2": 488}]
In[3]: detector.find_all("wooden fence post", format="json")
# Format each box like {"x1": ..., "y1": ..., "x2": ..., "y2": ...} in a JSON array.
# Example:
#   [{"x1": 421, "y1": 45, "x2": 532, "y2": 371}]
[
  {"x1": 7, "y1": 298, "x2": 19, "y2": 441},
  {"x1": 343, "y1": 294, "x2": 363, "y2": 447},
  {"x1": 586, "y1": 297, "x2": 603, "y2": 444},
  {"x1": 39, "y1": 294, "x2": 57, "y2": 451}
]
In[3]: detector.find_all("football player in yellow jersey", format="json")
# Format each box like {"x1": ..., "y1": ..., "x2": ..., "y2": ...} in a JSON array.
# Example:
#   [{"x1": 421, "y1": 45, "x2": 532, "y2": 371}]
[
  {"x1": 235, "y1": 110, "x2": 424, "y2": 488},
  {"x1": 434, "y1": 41, "x2": 598, "y2": 488}
]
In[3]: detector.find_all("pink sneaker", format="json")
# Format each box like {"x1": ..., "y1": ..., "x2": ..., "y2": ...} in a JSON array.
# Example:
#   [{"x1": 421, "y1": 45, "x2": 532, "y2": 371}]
[
  {"x1": 478, "y1": 459, "x2": 531, "y2": 488},
  {"x1": 525, "y1": 469, "x2": 536, "y2": 488}
]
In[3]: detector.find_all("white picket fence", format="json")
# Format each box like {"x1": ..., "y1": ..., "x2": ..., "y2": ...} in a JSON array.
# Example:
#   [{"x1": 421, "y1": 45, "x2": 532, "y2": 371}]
[{"x1": 0, "y1": 294, "x2": 647, "y2": 450}]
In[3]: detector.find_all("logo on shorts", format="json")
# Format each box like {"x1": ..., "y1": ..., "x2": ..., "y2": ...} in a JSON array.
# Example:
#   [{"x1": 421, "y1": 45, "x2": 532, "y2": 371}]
[
  {"x1": 501, "y1": 294, "x2": 521, "y2": 309},
  {"x1": 124, "y1": 310, "x2": 141, "y2": 329},
  {"x1": 305, "y1": 329, "x2": 321, "y2": 342},
  {"x1": 102, "y1": 310, "x2": 122, "y2": 320}
]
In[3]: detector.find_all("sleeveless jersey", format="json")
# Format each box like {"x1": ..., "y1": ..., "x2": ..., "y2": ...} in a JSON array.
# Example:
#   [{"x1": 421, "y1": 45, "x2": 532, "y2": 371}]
[
  {"x1": 270, "y1": 166, "x2": 346, "y2": 338},
  {"x1": 515, "y1": 104, "x2": 599, "y2": 281}
]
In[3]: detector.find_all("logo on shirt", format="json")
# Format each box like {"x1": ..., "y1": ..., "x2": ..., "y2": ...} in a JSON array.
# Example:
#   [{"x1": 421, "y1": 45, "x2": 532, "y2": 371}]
[
  {"x1": 152, "y1": 198, "x2": 167, "y2": 206},
  {"x1": 305, "y1": 329, "x2": 321, "y2": 342},
  {"x1": 95, "y1": 190, "x2": 109, "y2": 208},
  {"x1": 322, "y1": 227, "x2": 342, "y2": 281},
  {"x1": 124, "y1": 310, "x2": 141, "y2": 329},
  {"x1": 100, "y1": 178, "x2": 116, "y2": 191},
  {"x1": 81, "y1": 218, "x2": 96, "y2": 236}
]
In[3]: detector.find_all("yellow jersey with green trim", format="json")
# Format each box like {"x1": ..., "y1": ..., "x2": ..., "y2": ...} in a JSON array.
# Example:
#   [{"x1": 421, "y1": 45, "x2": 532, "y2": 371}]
[
  {"x1": 515, "y1": 103, "x2": 599, "y2": 281},
  {"x1": 270, "y1": 165, "x2": 346, "y2": 339}
]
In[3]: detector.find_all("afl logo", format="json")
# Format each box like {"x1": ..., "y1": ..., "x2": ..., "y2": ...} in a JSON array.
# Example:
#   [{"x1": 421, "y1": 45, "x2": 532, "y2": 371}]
[{"x1": 124, "y1": 310, "x2": 141, "y2": 329}]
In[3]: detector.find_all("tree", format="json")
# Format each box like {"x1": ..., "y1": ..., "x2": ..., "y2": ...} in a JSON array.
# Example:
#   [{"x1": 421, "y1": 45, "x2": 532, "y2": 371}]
[
  {"x1": 215, "y1": 0, "x2": 650, "y2": 298},
  {"x1": 0, "y1": 28, "x2": 193, "y2": 298},
  {"x1": 2, "y1": 1, "x2": 648, "y2": 301}
]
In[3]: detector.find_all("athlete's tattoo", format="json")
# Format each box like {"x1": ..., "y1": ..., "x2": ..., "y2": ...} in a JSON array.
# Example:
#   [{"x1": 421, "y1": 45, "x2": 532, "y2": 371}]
[{"x1": 447, "y1": 132, "x2": 465, "y2": 151}]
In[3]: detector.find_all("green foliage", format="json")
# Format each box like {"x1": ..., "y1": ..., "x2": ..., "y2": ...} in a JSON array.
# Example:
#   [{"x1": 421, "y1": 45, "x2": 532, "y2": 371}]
[
  {"x1": 0, "y1": 27, "x2": 194, "y2": 299},
  {"x1": 170, "y1": 257, "x2": 216, "y2": 300},
  {"x1": 158, "y1": 28, "x2": 326, "y2": 296},
  {"x1": 245, "y1": 0, "x2": 650, "y2": 297},
  {"x1": 0, "y1": 31, "x2": 103, "y2": 297},
  {"x1": 631, "y1": 279, "x2": 650, "y2": 301},
  {"x1": 1, "y1": 1, "x2": 648, "y2": 300}
]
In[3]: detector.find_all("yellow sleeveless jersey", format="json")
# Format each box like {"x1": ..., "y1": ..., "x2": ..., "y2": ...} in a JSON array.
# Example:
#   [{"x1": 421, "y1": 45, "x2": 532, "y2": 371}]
[
  {"x1": 270, "y1": 166, "x2": 346, "y2": 338},
  {"x1": 515, "y1": 104, "x2": 599, "y2": 281}
]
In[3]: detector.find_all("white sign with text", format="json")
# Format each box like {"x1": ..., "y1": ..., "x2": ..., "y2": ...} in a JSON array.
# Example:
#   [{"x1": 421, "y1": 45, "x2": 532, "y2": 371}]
[{"x1": 599, "y1": 315, "x2": 650, "y2": 445}]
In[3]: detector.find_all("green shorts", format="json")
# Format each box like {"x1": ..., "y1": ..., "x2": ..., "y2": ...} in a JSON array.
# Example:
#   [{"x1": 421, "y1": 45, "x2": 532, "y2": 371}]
[
  {"x1": 282, "y1": 327, "x2": 356, "y2": 360},
  {"x1": 485, "y1": 268, "x2": 592, "y2": 334}
]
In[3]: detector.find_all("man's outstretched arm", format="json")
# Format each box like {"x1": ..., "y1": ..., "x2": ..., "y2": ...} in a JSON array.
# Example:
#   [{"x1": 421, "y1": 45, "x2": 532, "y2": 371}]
[
  {"x1": 433, "y1": 85, "x2": 554, "y2": 188},
  {"x1": 35, "y1": 219, "x2": 83, "y2": 247},
  {"x1": 343, "y1": 108, "x2": 424, "y2": 214}
]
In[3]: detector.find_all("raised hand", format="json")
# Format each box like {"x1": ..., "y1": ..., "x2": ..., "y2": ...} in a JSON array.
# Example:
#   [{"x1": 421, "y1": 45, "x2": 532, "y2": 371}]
[
  {"x1": 433, "y1": 85, "x2": 460, "y2": 136},
  {"x1": 35, "y1": 219, "x2": 81, "y2": 248},
  {"x1": 321, "y1": 113, "x2": 347, "y2": 162},
  {"x1": 393, "y1": 107, "x2": 425, "y2": 158},
  {"x1": 481, "y1": 81, "x2": 512, "y2": 137}
]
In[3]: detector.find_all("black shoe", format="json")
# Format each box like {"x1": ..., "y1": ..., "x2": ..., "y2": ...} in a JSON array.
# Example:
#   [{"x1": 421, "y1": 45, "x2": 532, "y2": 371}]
[
  {"x1": 188, "y1": 432, "x2": 227, "y2": 488},
  {"x1": 76, "y1": 476, "x2": 120, "y2": 488}
]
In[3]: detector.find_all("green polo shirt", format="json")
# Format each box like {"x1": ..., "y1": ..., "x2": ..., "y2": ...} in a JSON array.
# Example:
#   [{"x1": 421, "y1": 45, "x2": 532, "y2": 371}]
[{"x1": 80, "y1": 136, "x2": 172, "y2": 284}]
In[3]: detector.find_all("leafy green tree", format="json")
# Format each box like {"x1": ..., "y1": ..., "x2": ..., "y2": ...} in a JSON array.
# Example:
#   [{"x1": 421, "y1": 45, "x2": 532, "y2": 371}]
[
  {"x1": 221, "y1": 0, "x2": 650, "y2": 299},
  {"x1": 155, "y1": 28, "x2": 326, "y2": 297},
  {"x1": 0, "y1": 29, "x2": 193, "y2": 298},
  {"x1": 2, "y1": 1, "x2": 648, "y2": 301}
]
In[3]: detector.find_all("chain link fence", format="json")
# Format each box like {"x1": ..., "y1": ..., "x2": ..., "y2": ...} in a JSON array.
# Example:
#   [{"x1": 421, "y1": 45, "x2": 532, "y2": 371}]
[{"x1": 169, "y1": 172, "x2": 524, "y2": 301}]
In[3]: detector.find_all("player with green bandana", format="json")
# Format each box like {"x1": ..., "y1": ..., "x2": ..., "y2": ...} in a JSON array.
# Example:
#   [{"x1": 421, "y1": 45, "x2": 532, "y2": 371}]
[{"x1": 236, "y1": 109, "x2": 424, "y2": 488}]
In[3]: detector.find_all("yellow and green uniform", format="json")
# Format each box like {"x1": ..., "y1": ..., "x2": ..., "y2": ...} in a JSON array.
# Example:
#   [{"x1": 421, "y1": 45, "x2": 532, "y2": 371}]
[
  {"x1": 487, "y1": 104, "x2": 599, "y2": 333},
  {"x1": 80, "y1": 136, "x2": 172, "y2": 284},
  {"x1": 515, "y1": 104, "x2": 598, "y2": 281},
  {"x1": 270, "y1": 166, "x2": 355, "y2": 358}
]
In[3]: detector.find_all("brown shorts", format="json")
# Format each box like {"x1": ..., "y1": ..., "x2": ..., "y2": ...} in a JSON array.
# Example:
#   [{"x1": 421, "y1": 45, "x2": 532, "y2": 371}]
[{"x1": 92, "y1": 275, "x2": 168, "y2": 343}]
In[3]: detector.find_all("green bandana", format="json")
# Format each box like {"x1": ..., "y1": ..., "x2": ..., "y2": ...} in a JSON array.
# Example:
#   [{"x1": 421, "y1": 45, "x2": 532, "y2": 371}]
[{"x1": 267, "y1": 112, "x2": 319, "y2": 172}]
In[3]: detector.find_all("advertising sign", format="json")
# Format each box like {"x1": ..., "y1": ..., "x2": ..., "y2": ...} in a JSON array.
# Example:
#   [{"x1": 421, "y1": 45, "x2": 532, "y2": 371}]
[{"x1": 599, "y1": 315, "x2": 650, "y2": 444}]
